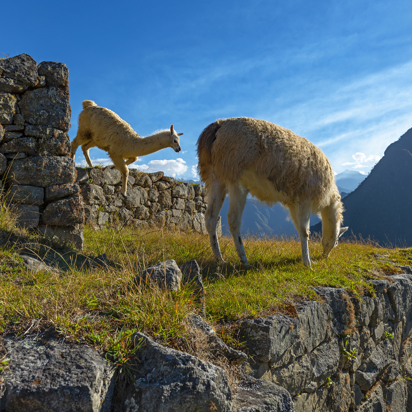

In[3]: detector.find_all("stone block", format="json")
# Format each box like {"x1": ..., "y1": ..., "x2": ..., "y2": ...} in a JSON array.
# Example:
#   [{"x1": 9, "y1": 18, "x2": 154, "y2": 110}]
[
  {"x1": 24, "y1": 124, "x2": 65, "y2": 139},
  {"x1": 116, "y1": 332, "x2": 232, "y2": 412},
  {"x1": 0, "y1": 137, "x2": 38, "y2": 155},
  {"x1": 45, "y1": 183, "x2": 80, "y2": 202},
  {"x1": 137, "y1": 174, "x2": 152, "y2": 188},
  {"x1": 19, "y1": 87, "x2": 71, "y2": 131},
  {"x1": 15, "y1": 204, "x2": 40, "y2": 228},
  {"x1": 0, "y1": 92, "x2": 18, "y2": 124},
  {"x1": 9, "y1": 156, "x2": 76, "y2": 187},
  {"x1": 42, "y1": 194, "x2": 84, "y2": 226},
  {"x1": 148, "y1": 171, "x2": 164, "y2": 182},
  {"x1": 124, "y1": 187, "x2": 147, "y2": 208},
  {"x1": 134, "y1": 205, "x2": 149, "y2": 220},
  {"x1": 8, "y1": 185, "x2": 44, "y2": 205},
  {"x1": 80, "y1": 183, "x2": 105, "y2": 205},
  {"x1": 75, "y1": 167, "x2": 88, "y2": 183},
  {"x1": 0, "y1": 53, "x2": 39, "y2": 93},
  {"x1": 89, "y1": 167, "x2": 122, "y2": 186},
  {"x1": 158, "y1": 189, "x2": 172, "y2": 208},
  {"x1": 1, "y1": 336, "x2": 114, "y2": 411},
  {"x1": 38, "y1": 134, "x2": 70, "y2": 156},
  {"x1": 172, "y1": 183, "x2": 189, "y2": 198},
  {"x1": 37, "y1": 61, "x2": 69, "y2": 87},
  {"x1": 38, "y1": 224, "x2": 84, "y2": 249}
]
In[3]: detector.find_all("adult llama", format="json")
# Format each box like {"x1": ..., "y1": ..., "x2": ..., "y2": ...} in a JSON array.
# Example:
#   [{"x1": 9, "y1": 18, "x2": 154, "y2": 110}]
[
  {"x1": 197, "y1": 117, "x2": 348, "y2": 268},
  {"x1": 70, "y1": 101, "x2": 183, "y2": 195}
]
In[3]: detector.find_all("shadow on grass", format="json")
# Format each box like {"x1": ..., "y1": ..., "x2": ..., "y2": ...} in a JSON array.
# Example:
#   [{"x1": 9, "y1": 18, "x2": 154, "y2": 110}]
[{"x1": 0, "y1": 226, "x2": 117, "y2": 274}]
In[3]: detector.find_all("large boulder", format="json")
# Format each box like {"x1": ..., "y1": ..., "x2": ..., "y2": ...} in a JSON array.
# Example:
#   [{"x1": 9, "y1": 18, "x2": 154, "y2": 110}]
[
  {"x1": 115, "y1": 332, "x2": 233, "y2": 412},
  {"x1": 1, "y1": 336, "x2": 114, "y2": 412}
]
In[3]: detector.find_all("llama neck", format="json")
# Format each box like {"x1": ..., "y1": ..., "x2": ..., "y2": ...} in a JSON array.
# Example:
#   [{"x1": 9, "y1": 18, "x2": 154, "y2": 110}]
[{"x1": 130, "y1": 131, "x2": 171, "y2": 157}]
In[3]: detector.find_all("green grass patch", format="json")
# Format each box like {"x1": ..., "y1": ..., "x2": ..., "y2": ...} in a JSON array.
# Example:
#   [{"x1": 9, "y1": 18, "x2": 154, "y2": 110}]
[{"x1": 0, "y1": 223, "x2": 411, "y2": 370}]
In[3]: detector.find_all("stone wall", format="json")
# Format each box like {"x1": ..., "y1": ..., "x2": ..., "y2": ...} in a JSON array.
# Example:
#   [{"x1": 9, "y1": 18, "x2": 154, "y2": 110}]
[
  {"x1": 76, "y1": 166, "x2": 213, "y2": 235},
  {"x1": 240, "y1": 273, "x2": 412, "y2": 411},
  {"x1": 0, "y1": 54, "x2": 84, "y2": 247}
]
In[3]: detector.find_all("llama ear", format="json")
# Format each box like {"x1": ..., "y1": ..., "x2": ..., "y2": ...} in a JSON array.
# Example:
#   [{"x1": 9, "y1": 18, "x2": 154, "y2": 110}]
[
  {"x1": 339, "y1": 227, "x2": 349, "y2": 238},
  {"x1": 170, "y1": 125, "x2": 174, "y2": 134},
  {"x1": 178, "y1": 132, "x2": 184, "y2": 136}
]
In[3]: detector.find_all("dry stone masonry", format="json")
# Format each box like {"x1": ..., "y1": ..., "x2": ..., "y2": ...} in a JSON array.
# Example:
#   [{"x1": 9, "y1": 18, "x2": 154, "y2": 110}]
[
  {"x1": 0, "y1": 54, "x2": 84, "y2": 247},
  {"x1": 77, "y1": 166, "x2": 213, "y2": 235},
  {"x1": 240, "y1": 274, "x2": 412, "y2": 411}
]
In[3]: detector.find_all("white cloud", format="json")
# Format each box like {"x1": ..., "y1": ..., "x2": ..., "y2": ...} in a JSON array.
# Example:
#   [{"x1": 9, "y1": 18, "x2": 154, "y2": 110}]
[
  {"x1": 341, "y1": 152, "x2": 381, "y2": 169},
  {"x1": 130, "y1": 158, "x2": 188, "y2": 177},
  {"x1": 76, "y1": 158, "x2": 113, "y2": 167},
  {"x1": 191, "y1": 165, "x2": 200, "y2": 180}
]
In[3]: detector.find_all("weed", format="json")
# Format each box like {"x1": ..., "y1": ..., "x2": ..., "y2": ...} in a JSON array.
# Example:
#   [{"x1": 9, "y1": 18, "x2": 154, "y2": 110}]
[
  {"x1": 342, "y1": 336, "x2": 357, "y2": 362},
  {"x1": 385, "y1": 331, "x2": 394, "y2": 340}
]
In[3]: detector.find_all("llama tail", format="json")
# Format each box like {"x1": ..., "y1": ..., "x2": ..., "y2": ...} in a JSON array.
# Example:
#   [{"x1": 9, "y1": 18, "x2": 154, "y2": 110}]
[
  {"x1": 82, "y1": 100, "x2": 97, "y2": 109},
  {"x1": 197, "y1": 121, "x2": 222, "y2": 184}
]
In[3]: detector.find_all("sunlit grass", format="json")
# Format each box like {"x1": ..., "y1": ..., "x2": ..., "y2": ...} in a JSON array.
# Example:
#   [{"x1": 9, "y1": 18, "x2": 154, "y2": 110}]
[{"x1": 0, "y1": 222, "x2": 411, "y2": 370}]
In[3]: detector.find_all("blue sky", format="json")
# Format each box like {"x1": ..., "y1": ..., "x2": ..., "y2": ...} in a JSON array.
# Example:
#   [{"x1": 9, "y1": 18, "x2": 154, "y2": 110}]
[{"x1": 3, "y1": 0, "x2": 412, "y2": 180}]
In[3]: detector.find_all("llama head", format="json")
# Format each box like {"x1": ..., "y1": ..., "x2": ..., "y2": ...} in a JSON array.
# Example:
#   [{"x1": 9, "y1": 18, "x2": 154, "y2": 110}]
[
  {"x1": 170, "y1": 125, "x2": 183, "y2": 153},
  {"x1": 322, "y1": 225, "x2": 349, "y2": 258}
]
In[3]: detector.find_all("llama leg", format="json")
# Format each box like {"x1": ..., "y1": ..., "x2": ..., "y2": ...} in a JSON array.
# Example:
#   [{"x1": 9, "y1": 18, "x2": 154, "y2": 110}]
[
  {"x1": 125, "y1": 157, "x2": 138, "y2": 166},
  {"x1": 111, "y1": 156, "x2": 129, "y2": 196},
  {"x1": 228, "y1": 184, "x2": 249, "y2": 266},
  {"x1": 205, "y1": 178, "x2": 227, "y2": 263},
  {"x1": 81, "y1": 141, "x2": 96, "y2": 168},
  {"x1": 70, "y1": 136, "x2": 81, "y2": 161},
  {"x1": 289, "y1": 202, "x2": 312, "y2": 268}
]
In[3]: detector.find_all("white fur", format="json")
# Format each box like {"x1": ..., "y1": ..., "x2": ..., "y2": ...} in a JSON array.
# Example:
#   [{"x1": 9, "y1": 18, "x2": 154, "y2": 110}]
[{"x1": 70, "y1": 101, "x2": 183, "y2": 195}]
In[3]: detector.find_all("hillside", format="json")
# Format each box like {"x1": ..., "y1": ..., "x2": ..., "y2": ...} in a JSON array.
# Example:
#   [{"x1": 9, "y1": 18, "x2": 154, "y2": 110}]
[
  {"x1": 313, "y1": 127, "x2": 412, "y2": 246},
  {"x1": 335, "y1": 169, "x2": 366, "y2": 192}
]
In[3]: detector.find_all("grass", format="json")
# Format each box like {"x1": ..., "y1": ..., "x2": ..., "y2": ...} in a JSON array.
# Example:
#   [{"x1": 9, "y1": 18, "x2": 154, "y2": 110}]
[{"x1": 0, "y1": 211, "x2": 411, "y2": 375}]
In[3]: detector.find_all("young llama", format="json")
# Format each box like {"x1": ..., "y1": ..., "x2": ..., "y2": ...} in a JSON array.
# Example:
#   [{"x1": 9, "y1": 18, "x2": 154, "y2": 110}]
[
  {"x1": 70, "y1": 100, "x2": 183, "y2": 195},
  {"x1": 197, "y1": 117, "x2": 348, "y2": 268}
]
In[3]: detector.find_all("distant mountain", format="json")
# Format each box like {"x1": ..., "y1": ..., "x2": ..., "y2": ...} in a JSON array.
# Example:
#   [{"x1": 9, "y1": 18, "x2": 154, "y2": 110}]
[
  {"x1": 312, "y1": 127, "x2": 412, "y2": 246},
  {"x1": 219, "y1": 197, "x2": 320, "y2": 238},
  {"x1": 335, "y1": 170, "x2": 366, "y2": 192}
]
